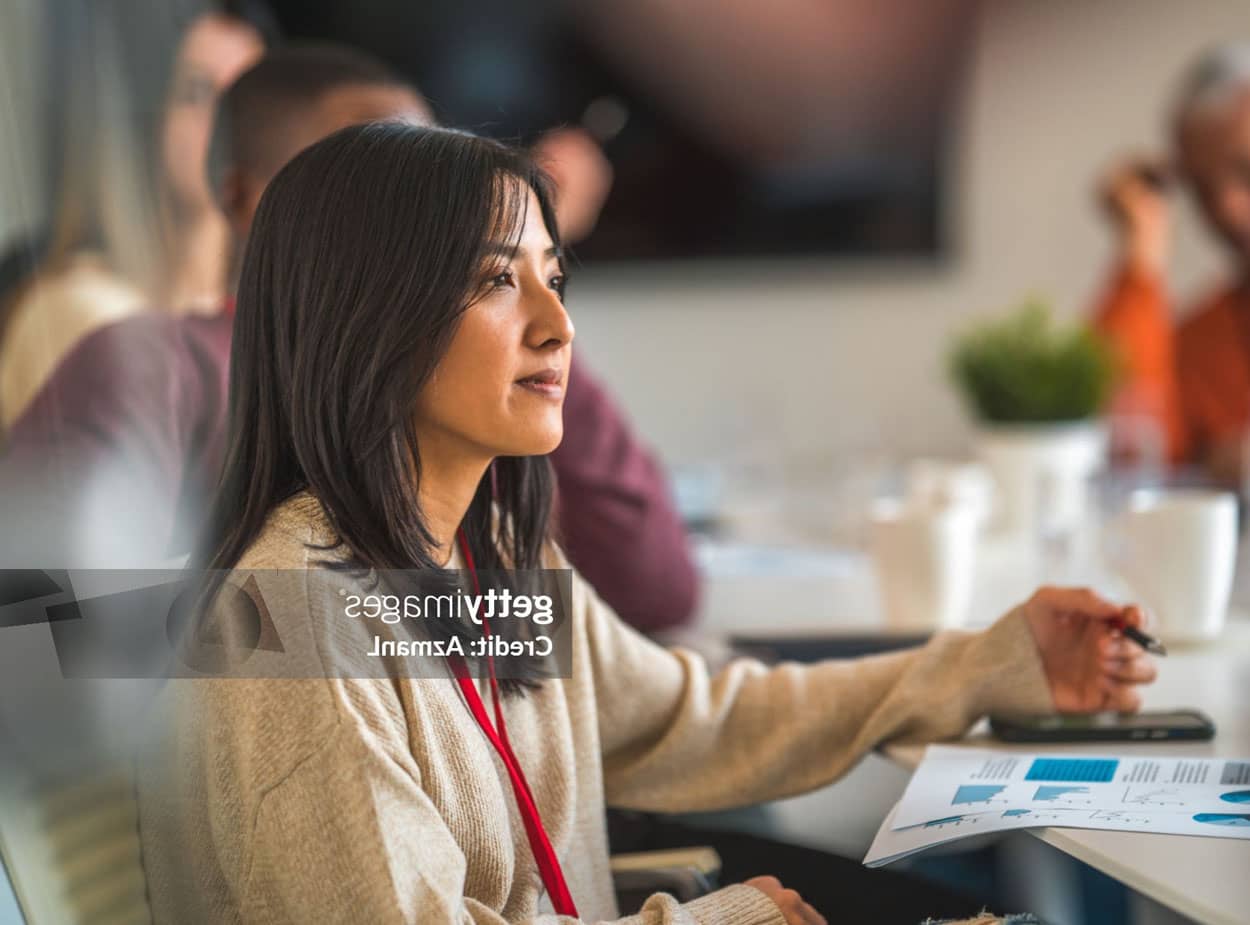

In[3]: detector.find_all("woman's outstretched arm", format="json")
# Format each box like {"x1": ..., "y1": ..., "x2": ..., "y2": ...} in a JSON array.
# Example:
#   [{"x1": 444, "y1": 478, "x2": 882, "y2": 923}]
[{"x1": 580, "y1": 574, "x2": 1054, "y2": 812}]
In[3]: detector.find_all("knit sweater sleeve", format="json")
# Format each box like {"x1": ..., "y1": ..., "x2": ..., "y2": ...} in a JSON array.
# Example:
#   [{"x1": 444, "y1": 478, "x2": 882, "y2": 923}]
[{"x1": 579, "y1": 575, "x2": 1054, "y2": 813}]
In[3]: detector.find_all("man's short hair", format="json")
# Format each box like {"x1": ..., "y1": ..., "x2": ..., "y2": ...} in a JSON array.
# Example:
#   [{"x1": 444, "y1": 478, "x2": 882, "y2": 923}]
[
  {"x1": 1174, "y1": 43, "x2": 1250, "y2": 123},
  {"x1": 208, "y1": 42, "x2": 414, "y2": 199}
]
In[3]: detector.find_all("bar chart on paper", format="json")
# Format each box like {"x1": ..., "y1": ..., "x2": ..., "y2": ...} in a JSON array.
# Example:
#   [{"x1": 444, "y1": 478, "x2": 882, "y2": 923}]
[{"x1": 952, "y1": 785, "x2": 1007, "y2": 805}]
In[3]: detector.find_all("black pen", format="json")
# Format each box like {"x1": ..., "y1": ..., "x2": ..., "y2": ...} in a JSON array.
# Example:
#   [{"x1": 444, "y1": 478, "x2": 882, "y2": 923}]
[{"x1": 1114, "y1": 620, "x2": 1168, "y2": 657}]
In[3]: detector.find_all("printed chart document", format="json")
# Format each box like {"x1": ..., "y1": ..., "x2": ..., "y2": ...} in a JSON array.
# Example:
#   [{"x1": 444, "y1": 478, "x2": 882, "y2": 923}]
[{"x1": 866, "y1": 745, "x2": 1250, "y2": 868}]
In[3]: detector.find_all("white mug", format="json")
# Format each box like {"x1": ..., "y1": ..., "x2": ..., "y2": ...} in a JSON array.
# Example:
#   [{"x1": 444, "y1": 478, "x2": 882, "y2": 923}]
[
  {"x1": 870, "y1": 499, "x2": 978, "y2": 630},
  {"x1": 904, "y1": 459, "x2": 994, "y2": 527},
  {"x1": 1105, "y1": 489, "x2": 1237, "y2": 642}
]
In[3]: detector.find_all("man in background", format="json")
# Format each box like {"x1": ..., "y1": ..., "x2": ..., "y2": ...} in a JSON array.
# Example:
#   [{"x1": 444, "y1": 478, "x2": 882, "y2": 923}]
[
  {"x1": 1, "y1": 43, "x2": 698, "y2": 632},
  {"x1": 1094, "y1": 44, "x2": 1250, "y2": 484}
]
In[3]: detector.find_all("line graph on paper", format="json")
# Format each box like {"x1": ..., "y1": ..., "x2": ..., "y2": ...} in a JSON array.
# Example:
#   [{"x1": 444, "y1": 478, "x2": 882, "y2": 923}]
[
  {"x1": 1090, "y1": 810, "x2": 1154, "y2": 826},
  {"x1": 1123, "y1": 787, "x2": 1187, "y2": 807}
]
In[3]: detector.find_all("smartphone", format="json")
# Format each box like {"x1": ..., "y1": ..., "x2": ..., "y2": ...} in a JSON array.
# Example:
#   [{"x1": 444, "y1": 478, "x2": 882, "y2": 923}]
[{"x1": 990, "y1": 710, "x2": 1215, "y2": 743}]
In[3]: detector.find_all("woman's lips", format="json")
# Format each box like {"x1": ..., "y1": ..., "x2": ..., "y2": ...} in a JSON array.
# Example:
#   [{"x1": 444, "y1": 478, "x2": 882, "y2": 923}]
[{"x1": 515, "y1": 370, "x2": 564, "y2": 399}]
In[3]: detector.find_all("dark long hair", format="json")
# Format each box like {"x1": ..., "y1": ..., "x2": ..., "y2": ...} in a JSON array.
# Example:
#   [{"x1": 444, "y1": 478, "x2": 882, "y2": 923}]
[{"x1": 196, "y1": 123, "x2": 563, "y2": 687}]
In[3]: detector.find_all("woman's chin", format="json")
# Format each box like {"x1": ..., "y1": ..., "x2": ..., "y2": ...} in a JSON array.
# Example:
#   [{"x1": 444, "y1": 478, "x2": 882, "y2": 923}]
[
  {"x1": 531, "y1": 431, "x2": 564, "y2": 456},
  {"x1": 496, "y1": 426, "x2": 563, "y2": 458}
]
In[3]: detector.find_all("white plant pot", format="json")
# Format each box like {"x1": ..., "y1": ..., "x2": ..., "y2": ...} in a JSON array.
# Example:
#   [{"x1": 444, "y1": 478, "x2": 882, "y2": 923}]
[{"x1": 974, "y1": 420, "x2": 1109, "y2": 539}]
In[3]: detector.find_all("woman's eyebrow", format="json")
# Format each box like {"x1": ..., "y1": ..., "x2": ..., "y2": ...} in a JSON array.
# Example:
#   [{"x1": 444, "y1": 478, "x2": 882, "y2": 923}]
[{"x1": 482, "y1": 242, "x2": 563, "y2": 260}]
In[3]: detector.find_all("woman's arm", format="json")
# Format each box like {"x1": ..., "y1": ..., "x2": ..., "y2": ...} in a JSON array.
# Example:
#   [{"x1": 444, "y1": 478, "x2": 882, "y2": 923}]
[
  {"x1": 1091, "y1": 262, "x2": 1187, "y2": 462},
  {"x1": 581, "y1": 576, "x2": 1053, "y2": 813}
]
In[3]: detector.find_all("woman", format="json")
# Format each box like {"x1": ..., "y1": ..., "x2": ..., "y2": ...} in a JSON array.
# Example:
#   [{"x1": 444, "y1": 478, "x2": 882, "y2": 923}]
[
  {"x1": 136, "y1": 122, "x2": 1156, "y2": 924},
  {"x1": 0, "y1": 1, "x2": 263, "y2": 430}
]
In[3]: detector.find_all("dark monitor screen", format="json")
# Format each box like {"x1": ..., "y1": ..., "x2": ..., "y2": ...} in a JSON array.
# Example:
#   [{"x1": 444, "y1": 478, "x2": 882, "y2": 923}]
[{"x1": 269, "y1": 0, "x2": 976, "y2": 262}]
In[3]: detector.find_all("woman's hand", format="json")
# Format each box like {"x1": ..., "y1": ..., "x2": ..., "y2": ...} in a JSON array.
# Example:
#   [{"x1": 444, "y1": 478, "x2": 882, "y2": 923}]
[
  {"x1": 744, "y1": 876, "x2": 827, "y2": 925},
  {"x1": 1021, "y1": 586, "x2": 1157, "y2": 712}
]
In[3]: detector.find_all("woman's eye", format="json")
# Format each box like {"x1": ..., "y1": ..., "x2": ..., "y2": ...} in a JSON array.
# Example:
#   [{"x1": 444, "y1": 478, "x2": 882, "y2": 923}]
[
  {"x1": 489, "y1": 270, "x2": 515, "y2": 289},
  {"x1": 549, "y1": 274, "x2": 567, "y2": 298}
]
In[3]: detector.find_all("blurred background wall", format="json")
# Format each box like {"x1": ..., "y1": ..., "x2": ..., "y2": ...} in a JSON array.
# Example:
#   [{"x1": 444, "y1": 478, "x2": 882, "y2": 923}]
[
  {"x1": 0, "y1": 0, "x2": 46, "y2": 251},
  {"x1": 0, "y1": 0, "x2": 1244, "y2": 472},
  {"x1": 565, "y1": 0, "x2": 1241, "y2": 473}
]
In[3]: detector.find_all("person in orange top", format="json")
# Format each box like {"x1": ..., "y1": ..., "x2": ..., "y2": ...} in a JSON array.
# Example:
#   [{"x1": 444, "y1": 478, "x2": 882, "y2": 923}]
[{"x1": 1095, "y1": 45, "x2": 1250, "y2": 484}]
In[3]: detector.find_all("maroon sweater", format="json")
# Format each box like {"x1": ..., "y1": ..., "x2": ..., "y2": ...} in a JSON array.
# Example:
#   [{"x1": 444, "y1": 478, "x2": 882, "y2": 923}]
[{"x1": 1, "y1": 312, "x2": 697, "y2": 631}]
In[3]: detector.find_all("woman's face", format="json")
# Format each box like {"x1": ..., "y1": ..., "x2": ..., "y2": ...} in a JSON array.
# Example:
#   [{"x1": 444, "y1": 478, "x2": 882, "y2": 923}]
[
  {"x1": 162, "y1": 14, "x2": 263, "y2": 216},
  {"x1": 415, "y1": 188, "x2": 574, "y2": 463}
]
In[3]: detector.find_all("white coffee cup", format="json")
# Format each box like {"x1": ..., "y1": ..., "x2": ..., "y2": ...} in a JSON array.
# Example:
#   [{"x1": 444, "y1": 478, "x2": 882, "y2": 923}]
[
  {"x1": 1105, "y1": 489, "x2": 1237, "y2": 642},
  {"x1": 904, "y1": 459, "x2": 994, "y2": 527},
  {"x1": 870, "y1": 498, "x2": 978, "y2": 630}
]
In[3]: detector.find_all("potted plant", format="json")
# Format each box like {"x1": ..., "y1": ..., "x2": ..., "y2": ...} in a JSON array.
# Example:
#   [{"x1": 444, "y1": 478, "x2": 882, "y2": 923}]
[{"x1": 949, "y1": 300, "x2": 1118, "y2": 538}]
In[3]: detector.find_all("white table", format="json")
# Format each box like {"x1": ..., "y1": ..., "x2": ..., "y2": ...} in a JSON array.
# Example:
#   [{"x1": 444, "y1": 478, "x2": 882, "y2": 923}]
[
  {"x1": 884, "y1": 622, "x2": 1250, "y2": 925},
  {"x1": 693, "y1": 539, "x2": 1250, "y2": 925}
]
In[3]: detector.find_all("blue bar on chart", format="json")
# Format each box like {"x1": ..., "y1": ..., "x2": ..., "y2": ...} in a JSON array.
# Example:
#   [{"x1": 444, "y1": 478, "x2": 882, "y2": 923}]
[
  {"x1": 952, "y1": 785, "x2": 1007, "y2": 805},
  {"x1": 1024, "y1": 758, "x2": 1119, "y2": 783},
  {"x1": 1034, "y1": 785, "x2": 1091, "y2": 801}
]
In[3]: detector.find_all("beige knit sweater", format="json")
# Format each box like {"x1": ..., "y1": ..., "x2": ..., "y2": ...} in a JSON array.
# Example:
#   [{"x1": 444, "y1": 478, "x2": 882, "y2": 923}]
[{"x1": 135, "y1": 493, "x2": 1054, "y2": 924}]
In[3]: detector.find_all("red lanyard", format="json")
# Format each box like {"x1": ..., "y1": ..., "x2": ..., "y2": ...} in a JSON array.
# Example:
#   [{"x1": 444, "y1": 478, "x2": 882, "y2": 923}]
[{"x1": 447, "y1": 530, "x2": 579, "y2": 918}]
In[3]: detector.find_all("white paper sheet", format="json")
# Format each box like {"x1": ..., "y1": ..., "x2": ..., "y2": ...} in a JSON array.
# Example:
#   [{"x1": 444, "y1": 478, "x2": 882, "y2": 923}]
[
  {"x1": 894, "y1": 745, "x2": 1250, "y2": 828},
  {"x1": 865, "y1": 797, "x2": 1250, "y2": 867},
  {"x1": 864, "y1": 746, "x2": 1250, "y2": 868}
]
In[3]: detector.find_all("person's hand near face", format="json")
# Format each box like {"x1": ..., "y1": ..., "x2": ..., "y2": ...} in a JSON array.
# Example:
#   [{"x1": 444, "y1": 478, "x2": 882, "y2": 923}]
[
  {"x1": 1102, "y1": 91, "x2": 1250, "y2": 279},
  {"x1": 1176, "y1": 90, "x2": 1250, "y2": 271},
  {"x1": 1100, "y1": 156, "x2": 1172, "y2": 277},
  {"x1": 533, "y1": 127, "x2": 614, "y2": 245},
  {"x1": 1021, "y1": 587, "x2": 1157, "y2": 712}
]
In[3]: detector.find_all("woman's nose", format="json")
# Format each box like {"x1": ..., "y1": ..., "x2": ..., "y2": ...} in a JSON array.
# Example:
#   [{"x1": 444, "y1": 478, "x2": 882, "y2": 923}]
[{"x1": 526, "y1": 285, "x2": 575, "y2": 350}]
